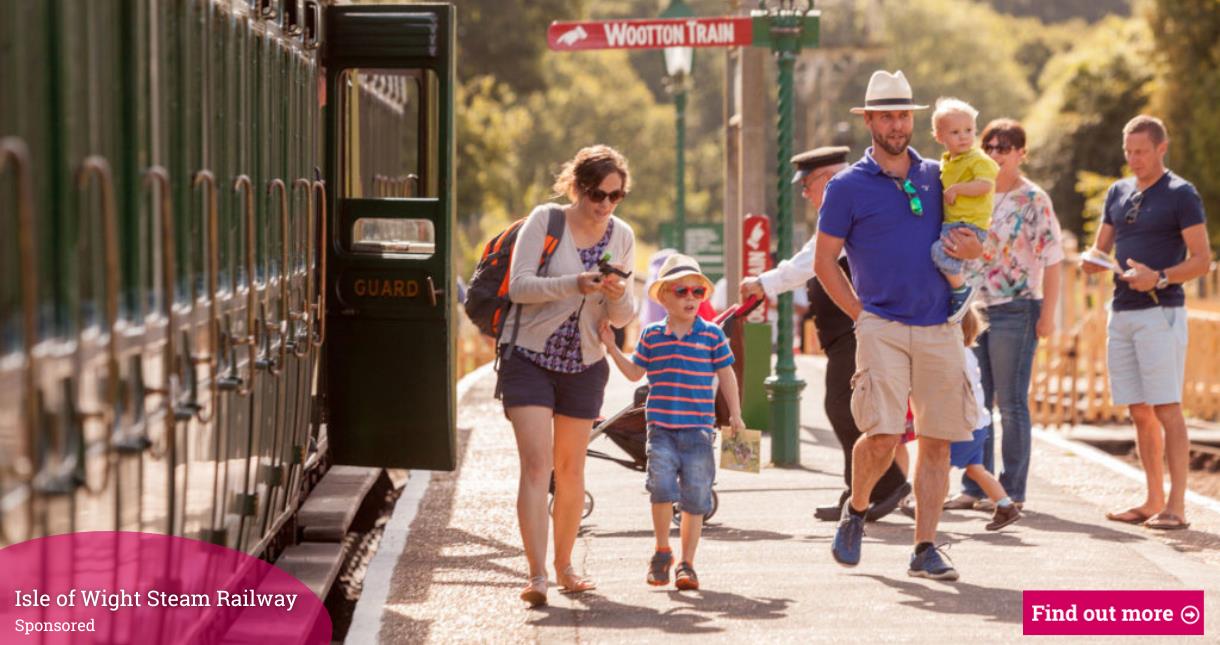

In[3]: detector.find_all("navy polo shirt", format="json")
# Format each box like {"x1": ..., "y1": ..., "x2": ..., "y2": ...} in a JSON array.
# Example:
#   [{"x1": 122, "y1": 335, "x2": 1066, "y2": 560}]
[
  {"x1": 1103, "y1": 171, "x2": 1206, "y2": 311},
  {"x1": 817, "y1": 147, "x2": 948, "y2": 326}
]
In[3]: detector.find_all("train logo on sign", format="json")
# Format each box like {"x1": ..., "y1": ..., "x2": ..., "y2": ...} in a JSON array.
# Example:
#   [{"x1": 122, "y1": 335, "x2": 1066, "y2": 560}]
[{"x1": 555, "y1": 25, "x2": 588, "y2": 47}]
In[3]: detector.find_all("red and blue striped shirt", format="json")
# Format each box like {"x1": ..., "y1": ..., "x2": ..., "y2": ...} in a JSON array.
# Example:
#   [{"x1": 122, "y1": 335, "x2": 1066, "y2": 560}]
[{"x1": 632, "y1": 316, "x2": 734, "y2": 430}]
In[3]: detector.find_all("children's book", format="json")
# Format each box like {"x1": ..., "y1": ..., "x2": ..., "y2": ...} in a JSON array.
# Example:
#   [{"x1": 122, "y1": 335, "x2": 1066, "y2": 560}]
[{"x1": 719, "y1": 428, "x2": 761, "y2": 473}]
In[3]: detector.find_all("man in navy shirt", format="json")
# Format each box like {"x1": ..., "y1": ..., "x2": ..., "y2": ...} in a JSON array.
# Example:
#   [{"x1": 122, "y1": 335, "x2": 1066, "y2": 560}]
[
  {"x1": 815, "y1": 70, "x2": 982, "y2": 581},
  {"x1": 1085, "y1": 115, "x2": 1211, "y2": 531}
]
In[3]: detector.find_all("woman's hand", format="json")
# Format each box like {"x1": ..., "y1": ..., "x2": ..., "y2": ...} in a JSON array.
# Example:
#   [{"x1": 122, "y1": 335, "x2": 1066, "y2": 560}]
[
  {"x1": 577, "y1": 271, "x2": 603, "y2": 295},
  {"x1": 1036, "y1": 311, "x2": 1055, "y2": 338},
  {"x1": 599, "y1": 271, "x2": 626, "y2": 299}
]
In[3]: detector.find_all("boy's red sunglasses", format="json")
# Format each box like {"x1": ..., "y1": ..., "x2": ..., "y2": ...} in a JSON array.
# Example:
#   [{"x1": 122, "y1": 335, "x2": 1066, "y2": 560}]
[{"x1": 672, "y1": 286, "x2": 707, "y2": 298}]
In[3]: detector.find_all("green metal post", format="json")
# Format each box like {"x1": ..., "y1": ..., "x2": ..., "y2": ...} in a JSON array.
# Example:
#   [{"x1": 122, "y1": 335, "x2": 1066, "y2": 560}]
[
  {"x1": 763, "y1": 6, "x2": 808, "y2": 466},
  {"x1": 674, "y1": 88, "x2": 687, "y2": 253}
]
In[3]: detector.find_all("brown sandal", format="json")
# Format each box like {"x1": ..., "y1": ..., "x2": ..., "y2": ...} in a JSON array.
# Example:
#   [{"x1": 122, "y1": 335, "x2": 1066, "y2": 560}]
[
  {"x1": 1144, "y1": 512, "x2": 1190, "y2": 531},
  {"x1": 1105, "y1": 508, "x2": 1152, "y2": 525},
  {"x1": 556, "y1": 566, "x2": 596, "y2": 594},
  {"x1": 520, "y1": 575, "x2": 547, "y2": 607}
]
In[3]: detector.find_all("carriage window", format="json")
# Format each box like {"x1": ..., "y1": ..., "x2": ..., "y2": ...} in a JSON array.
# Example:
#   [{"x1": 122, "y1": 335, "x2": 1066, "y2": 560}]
[
  {"x1": 339, "y1": 68, "x2": 438, "y2": 198},
  {"x1": 350, "y1": 217, "x2": 435, "y2": 258}
]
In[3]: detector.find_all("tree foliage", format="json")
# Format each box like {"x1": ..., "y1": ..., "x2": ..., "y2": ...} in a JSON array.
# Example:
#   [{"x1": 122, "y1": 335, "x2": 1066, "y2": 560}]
[
  {"x1": 1146, "y1": 0, "x2": 1220, "y2": 246},
  {"x1": 1022, "y1": 17, "x2": 1155, "y2": 238}
]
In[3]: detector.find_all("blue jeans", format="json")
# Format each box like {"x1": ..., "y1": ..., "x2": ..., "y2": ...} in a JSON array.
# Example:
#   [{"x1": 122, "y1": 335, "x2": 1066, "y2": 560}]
[
  {"x1": 931, "y1": 222, "x2": 987, "y2": 277},
  {"x1": 646, "y1": 425, "x2": 715, "y2": 515},
  {"x1": 962, "y1": 298, "x2": 1040, "y2": 502}
]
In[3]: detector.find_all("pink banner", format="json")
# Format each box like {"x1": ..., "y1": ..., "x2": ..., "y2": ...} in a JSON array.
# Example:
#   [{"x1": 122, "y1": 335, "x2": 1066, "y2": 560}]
[
  {"x1": 1, "y1": 532, "x2": 330, "y2": 644},
  {"x1": 1023, "y1": 590, "x2": 1204, "y2": 636}
]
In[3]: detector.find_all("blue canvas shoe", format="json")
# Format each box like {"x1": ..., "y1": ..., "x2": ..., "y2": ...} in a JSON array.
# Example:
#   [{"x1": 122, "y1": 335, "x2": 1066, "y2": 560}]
[
  {"x1": 947, "y1": 284, "x2": 976, "y2": 324},
  {"x1": 831, "y1": 501, "x2": 865, "y2": 566},
  {"x1": 908, "y1": 544, "x2": 959, "y2": 581}
]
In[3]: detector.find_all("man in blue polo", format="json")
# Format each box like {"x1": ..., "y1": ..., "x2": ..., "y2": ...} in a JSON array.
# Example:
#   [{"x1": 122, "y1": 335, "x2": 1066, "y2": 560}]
[{"x1": 814, "y1": 70, "x2": 982, "y2": 581}]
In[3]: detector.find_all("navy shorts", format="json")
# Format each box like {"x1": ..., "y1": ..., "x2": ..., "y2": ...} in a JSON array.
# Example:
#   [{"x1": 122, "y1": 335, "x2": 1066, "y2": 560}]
[
  {"x1": 950, "y1": 427, "x2": 988, "y2": 468},
  {"x1": 646, "y1": 425, "x2": 716, "y2": 515},
  {"x1": 498, "y1": 349, "x2": 609, "y2": 420}
]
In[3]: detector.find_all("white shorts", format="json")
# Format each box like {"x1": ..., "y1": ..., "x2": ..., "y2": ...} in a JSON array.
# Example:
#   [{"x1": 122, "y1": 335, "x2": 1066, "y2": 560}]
[{"x1": 1106, "y1": 306, "x2": 1188, "y2": 406}]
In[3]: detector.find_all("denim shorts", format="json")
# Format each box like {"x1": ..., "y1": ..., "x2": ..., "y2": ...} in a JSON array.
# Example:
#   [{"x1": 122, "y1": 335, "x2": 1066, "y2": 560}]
[
  {"x1": 950, "y1": 428, "x2": 988, "y2": 468},
  {"x1": 645, "y1": 425, "x2": 715, "y2": 515},
  {"x1": 931, "y1": 222, "x2": 988, "y2": 276},
  {"x1": 498, "y1": 349, "x2": 609, "y2": 419}
]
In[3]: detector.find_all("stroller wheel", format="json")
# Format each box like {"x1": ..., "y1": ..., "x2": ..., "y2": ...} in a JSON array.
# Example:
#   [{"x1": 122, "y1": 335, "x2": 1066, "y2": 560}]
[
  {"x1": 548, "y1": 490, "x2": 596, "y2": 520},
  {"x1": 671, "y1": 490, "x2": 719, "y2": 526}
]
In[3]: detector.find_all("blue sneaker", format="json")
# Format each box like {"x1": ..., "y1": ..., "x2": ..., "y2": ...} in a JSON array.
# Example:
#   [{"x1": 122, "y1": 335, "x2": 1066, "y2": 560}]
[
  {"x1": 947, "y1": 284, "x2": 976, "y2": 324},
  {"x1": 908, "y1": 545, "x2": 959, "y2": 581},
  {"x1": 831, "y1": 501, "x2": 865, "y2": 566}
]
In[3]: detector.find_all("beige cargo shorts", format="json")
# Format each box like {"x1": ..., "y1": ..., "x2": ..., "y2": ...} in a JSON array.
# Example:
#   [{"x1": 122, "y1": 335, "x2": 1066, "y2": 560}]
[{"x1": 850, "y1": 310, "x2": 976, "y2": 443}]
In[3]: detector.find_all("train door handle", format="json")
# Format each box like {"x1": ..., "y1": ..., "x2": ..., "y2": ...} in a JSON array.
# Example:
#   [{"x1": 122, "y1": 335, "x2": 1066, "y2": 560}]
[
  {"x1": 192, "y1": 170, "x2": 223, "y2": 421},
  {"x1": 311, "y1": 179, "x2": 327, "y2": 348},
  {"x1": 291, "y1": 178, "x2": 314, "y2": 357},
  {"x1": 426, "y1": 275, "x2": 444, "y2": 308},
  {"x1": 233, "y1": 176, "x2": 260, "y2": 396},
  {"x1": 1, "y1": 138, "x2": 41, "y2": 494}
]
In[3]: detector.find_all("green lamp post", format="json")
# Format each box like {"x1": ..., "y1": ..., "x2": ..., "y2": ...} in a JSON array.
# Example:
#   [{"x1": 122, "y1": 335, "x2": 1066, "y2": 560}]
[
  {"x1": 661, "y1": 0, "x2": 694, "y2": 252},
  {"x1": 756, "y1": 0, "x2": 819, "y2": 466}
]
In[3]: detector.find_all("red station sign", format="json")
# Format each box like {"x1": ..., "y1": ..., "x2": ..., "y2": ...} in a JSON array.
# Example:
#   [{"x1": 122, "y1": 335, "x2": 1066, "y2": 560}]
[
  {"x1": 547, "y1": 17, "x2": 754, "y2": 51},
  {"x1": 742, "y1": 213, "x2": 771, "y2": 323}
]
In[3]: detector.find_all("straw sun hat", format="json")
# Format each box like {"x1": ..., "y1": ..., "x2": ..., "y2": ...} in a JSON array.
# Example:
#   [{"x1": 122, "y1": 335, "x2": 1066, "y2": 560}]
[{"x1": 647, "y1": 253, "x2": 714, "y2": 303}]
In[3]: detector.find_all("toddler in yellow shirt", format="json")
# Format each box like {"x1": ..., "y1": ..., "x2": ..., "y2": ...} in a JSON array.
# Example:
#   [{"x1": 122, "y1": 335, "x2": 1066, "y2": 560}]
[{"x1": 931, "y1": 97, "x2": 999, "y2": 323}]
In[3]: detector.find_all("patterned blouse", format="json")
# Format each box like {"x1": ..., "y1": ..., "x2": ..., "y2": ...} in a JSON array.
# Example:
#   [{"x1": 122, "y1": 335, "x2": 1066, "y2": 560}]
[
  {"x1": 517, "y1": 220, "x2": 614, "y2": 373},
  {"x1": 964, "y1": 177, "x2": 1065, "y2": 307}
]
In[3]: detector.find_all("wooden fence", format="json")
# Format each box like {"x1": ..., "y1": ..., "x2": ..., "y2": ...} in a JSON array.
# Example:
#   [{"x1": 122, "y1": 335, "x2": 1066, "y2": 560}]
[{"x1": 1031, "y1": 242, "x2": 1220, "y2": 428}]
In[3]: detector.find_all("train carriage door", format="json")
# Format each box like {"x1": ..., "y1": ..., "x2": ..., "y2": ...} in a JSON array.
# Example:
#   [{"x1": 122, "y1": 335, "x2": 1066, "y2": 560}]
[{"x1": 322, "y1": 5, "x2": 455, "y2": 469}]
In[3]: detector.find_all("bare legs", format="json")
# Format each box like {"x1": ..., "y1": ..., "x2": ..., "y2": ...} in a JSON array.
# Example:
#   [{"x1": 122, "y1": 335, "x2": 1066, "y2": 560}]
[
  {"x1": 651, "y1": 504, "x2": 701, "y2": 566},
  {"x1": 913, "y1": 437, "x2": 951, "y2": 544},
  {"x1": 1129, "y1": 403, "x2": 1166, "y2": 517},
  {"x1": 507, "y1": 406, "x2": 592, "y2": 582}
]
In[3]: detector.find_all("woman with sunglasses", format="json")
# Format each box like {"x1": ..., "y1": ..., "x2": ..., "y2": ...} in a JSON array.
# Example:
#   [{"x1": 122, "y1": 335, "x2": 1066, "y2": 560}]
[
  {"x1": 498, "y1": 144, "x2": 636, "y2": 605},
  {"x1": 947, "y1": 119, "x2": 1065, "y2": 513}
]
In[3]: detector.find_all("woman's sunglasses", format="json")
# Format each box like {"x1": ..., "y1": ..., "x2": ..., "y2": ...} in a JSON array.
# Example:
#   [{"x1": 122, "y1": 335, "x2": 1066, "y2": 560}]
[
  {"x1": 1125, "y1": 191, "x2": 1144, "y2": 224},
  {"x1": 982, "y1": 142, "x2": 1015, "y2": 155},
  {"x1": 586, "y1": 187, "x2": 627, "y2": 204},
  {"x1": 671, "y1": 285, "x2": 707, "y2": 298}
]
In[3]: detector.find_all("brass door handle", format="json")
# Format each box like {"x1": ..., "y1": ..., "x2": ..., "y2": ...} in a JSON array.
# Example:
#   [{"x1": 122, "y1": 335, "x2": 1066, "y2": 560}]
[{"x1": 192, "y1": 170, "x2": 222, "y2": 419}]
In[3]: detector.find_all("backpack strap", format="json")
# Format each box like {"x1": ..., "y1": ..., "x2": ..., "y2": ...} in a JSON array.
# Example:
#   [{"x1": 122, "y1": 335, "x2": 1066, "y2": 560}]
[{"x1": 495, "y1": 207, "x2": 566, "y2": 396}]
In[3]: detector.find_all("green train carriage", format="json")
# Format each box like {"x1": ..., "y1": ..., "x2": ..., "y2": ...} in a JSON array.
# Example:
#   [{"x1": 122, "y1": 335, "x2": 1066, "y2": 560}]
[{"x1": 0, "y1": 0, "x2": 458, "y2": 565}]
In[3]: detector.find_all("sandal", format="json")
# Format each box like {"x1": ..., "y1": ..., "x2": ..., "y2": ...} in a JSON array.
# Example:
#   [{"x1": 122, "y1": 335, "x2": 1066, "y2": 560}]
[
  {"x1": 647, "y1": 550, "x2": 674, "y2": 586},
  {"x1": 1105, "y1": 508, "x2": 1152, "y2": 525},
  {"x1": 674, "y1": 562, "x2": 699, "y2": 591},
  {"x1": 520, "y1": 575, "x2": 547, "y2": 607},
  {"x1": 942, "y1": 494, "x2": 978, "y2": 510},
  {"x1": 1144, "y1": 512, "x2": 1190, "y2": 531},
  {"x1": 556, "y1": 566, "x2": 597, "y2": 594}
]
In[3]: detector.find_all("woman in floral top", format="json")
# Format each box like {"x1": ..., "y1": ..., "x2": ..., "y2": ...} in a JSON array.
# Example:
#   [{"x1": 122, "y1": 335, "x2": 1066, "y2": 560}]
[{"x1": 949, "y1": 119, "x2": 1063, "y2": 510}]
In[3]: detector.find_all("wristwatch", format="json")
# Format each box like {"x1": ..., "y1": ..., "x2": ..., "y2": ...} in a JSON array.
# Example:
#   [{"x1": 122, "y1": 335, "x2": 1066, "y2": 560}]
[{"x1": 1155, "y1": 270, "x2": 1169, "y2": 290}]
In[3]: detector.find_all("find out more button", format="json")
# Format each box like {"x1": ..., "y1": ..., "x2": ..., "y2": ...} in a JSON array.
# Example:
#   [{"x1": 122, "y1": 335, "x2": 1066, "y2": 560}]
[{"x1": 1024, "y1": 590, "x2": 1205, "y2": 636}]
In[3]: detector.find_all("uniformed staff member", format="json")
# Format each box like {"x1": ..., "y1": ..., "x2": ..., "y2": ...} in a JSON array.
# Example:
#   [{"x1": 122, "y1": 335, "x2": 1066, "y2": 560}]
[{"x1": 740, "y1": 145, "x2": 911, "y2": 523}]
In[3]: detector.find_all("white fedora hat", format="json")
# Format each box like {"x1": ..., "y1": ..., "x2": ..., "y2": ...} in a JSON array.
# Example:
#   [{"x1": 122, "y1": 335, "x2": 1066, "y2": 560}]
[{"x1": 850, "y1": 70, "x2": 928, "y2": 114}]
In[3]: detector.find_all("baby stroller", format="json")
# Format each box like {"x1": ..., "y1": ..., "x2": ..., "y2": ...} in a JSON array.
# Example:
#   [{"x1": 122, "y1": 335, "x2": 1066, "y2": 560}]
[{"x1": 549, "y1": 295, "x2": 764, "y2": 524}]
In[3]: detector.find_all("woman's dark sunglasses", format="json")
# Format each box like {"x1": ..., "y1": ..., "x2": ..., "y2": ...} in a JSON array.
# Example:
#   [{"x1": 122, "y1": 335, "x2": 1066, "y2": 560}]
[
  {"x1": 1125, "y1": 191, "x2": 1144, "y2": 224},
  {"x1": 983, "y1": 142, "x2": 1014, "y2": 155},
  {"x1": 672, "y1": 286, "x2": 707, "y2": 298},
  {"x1": 586, "y1": 187, "x2": 627, "y2": 204}
]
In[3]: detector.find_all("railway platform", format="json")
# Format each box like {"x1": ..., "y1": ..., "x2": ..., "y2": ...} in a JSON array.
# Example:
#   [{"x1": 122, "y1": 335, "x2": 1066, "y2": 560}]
[{"x1": 347, "y1": 355, "x2": 1220, "y2": 643}]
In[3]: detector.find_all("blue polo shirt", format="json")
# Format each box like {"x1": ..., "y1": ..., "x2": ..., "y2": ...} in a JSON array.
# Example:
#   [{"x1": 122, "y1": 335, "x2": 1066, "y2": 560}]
[
  {"x1": 1102, "y1": 171, "x2": 1206, "y2": 311},
  {"x1": 817, "y1": 147, "x2": 948, "y2": 326},
  {"x1": 632, "y1": 316, "x2": 734, "y2": 430}
]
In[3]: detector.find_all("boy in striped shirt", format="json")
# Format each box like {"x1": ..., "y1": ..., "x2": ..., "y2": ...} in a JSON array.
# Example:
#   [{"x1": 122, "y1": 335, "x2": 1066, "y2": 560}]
[{"x1": 599, "y1": 254, "x2": 745, "y2": 591}]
